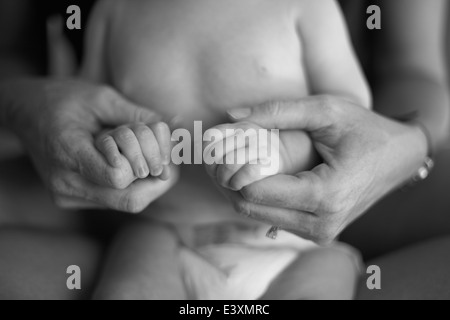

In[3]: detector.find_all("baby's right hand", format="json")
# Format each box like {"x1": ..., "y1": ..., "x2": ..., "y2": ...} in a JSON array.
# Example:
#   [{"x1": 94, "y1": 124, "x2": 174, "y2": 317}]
[
  {"x1": 95, "y1": 122, "x2": 172, "y2": 181},
  {"x1": 203, "y1": 122, "x2": 319, "y2": 191}
]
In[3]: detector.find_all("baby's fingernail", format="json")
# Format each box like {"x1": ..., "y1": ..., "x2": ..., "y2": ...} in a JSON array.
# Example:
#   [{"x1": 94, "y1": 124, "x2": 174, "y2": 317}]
[
  {"x1": 228, "y1": 108, "x2": 251, "y2": 120},
  {"x1": 151, "y1": 165, "x2": 164, "y2": 177},
  {"x1": 139, "y1": 166, "x2": 149, "y2": 178},
  {"x1": 159, "y1": 166, "x2": 171, "y2": 180}
]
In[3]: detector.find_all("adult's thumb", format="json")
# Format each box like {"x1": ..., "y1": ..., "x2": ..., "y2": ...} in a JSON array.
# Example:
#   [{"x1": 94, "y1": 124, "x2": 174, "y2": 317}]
[
  {"x1": 98, "y1": 89, "x2": 163, "y2": 126},
  {"x1": 227, "y1": 96, "x2": 336, "y2": 132}
]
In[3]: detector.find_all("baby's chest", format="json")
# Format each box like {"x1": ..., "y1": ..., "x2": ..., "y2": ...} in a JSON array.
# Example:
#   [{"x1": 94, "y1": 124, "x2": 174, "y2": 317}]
[{"x1": 107, "y1": 0, "x2": 308, "y2": 126}]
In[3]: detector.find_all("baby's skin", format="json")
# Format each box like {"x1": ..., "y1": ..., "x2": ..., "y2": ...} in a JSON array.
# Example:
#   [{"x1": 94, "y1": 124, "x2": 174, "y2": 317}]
[
  {"x1": 85, "y1": 0, "x2": 370, "y2": 225},
  {"x1": 82, "y1": 0, "x2": 370, "y2": 299}
]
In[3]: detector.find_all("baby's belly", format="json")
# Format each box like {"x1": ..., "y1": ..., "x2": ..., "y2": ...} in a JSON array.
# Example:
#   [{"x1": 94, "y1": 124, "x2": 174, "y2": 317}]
[
  {"x1": 145, "y1": 165, "x2": 247, "y2": 226},
  {"x1": 108, "y1": 0, "x2": 309, "y2": 129}
]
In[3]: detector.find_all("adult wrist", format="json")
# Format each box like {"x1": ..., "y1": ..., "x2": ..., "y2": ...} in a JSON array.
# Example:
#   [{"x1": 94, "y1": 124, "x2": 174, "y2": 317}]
[
  {"x1": 407, "y1": 119, "x2": 434, "y2": 158},
  {"x1": 378, "y1": 119, "x2": 429, "y2": 195},
  {"x1": 403, "y1": 122, "x2": 435, "y2": 187},
  {"x1": 386, "y1": 110, "x2": 433, "y2": 185}
]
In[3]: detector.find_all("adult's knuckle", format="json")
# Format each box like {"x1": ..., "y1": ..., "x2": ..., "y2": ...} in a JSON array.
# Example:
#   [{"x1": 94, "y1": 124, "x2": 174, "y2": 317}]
[
  {"x1": 240, "y1": 187, "x2": 261, "y2": 204},
  {"x1": 321, "y1": 191, "x2": 347, "y2": 216},
  {"x1": 309, "y1": 177, "x2": 341, "y2": 215},
  {"x1": 314, "y1": 220, "x2": 339, "y2": 243},
  {"x1": 319, "y1": 95, "x2": 346, "y2": 119},
  {"x1": 296, "y1": 172, "x2": 323, "y2": 212}
]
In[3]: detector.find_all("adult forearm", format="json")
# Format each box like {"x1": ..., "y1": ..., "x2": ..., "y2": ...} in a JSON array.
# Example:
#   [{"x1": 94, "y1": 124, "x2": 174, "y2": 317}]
[
  {"x1": 0, "y1": 78, "x2": 42, "y2": 133},
  {"x1": 0, "y1": 53, "x2": 45, "y2": 130},
  {"x1": 0, "y1": 55, "x2": 43, "y2": 79},
  {"x1": 0, "y1": 80, "x2": 14, "y2": 128},
  {"x1": 374, "y1": 73, "x2": 450, "y2": 154}
]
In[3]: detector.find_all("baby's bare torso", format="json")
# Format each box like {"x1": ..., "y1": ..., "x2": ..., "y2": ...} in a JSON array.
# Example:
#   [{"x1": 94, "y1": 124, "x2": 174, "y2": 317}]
[{"x1": 91, "y1": 0, "x2": 310, "y2": 225}]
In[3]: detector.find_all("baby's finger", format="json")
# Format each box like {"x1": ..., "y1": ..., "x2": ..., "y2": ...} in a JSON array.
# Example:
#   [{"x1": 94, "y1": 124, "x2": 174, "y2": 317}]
[
  {"x1": 204, "y1": 124, "x2": 259, "y2": 158},
  {"x1": 149, "y1": 122, "x2": 172, "y2": 165},
  {"x1": 216, "y1": 163, "x2": 245, "y2": 190},
  {"x1": 159, "y1": 165, "x2": 171, "y2": 181},
  {"x1": 229, "y1": 161, "x2": 270, "y2": 191},
  {"x1": 216, "y1": 146, "x2": 260, "y2": 190},
  {"x1": 95, "y1": 134, "x2": 123, "y2": 168},
  {"x1": 229, "y1": 141, "x2": 282, "y2": 191},
  {"x1": 113, "y1": 126, "x2": 149, "y2": 179},
  {"x1": 132, "y1": 124, "x2": 163, "y2": 177},
  {"x1": 204, "y1": 128, "x2": 259, "y2": 178}
]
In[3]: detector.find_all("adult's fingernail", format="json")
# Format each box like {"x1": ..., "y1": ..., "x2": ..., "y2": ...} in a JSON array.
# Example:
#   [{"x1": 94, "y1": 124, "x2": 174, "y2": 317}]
[{"x1": 228, "y1": 108, "x2": 251, "y2": 120}]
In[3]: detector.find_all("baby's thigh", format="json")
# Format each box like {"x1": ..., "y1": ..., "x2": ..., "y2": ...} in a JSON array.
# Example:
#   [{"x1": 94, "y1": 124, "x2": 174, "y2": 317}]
[
  {"x1": 262, "y1": 243, "x2": 362, "y2": 300},
  {"x1": 93, "y1": 220, "x2": 186, "y2": 300},
  {"x1": 0, "y1": 227, "x2": 101, "y2": 300}
]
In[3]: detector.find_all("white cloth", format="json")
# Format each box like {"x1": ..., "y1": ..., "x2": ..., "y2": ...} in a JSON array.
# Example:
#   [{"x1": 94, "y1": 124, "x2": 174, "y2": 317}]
[{"x1": 179, "y1": 224, "x2": 316, "y2": 300}]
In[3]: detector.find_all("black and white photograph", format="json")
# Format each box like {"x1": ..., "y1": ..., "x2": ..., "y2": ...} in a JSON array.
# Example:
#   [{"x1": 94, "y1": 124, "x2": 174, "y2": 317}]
[{"x1": 0, "y1": 0, "x2": 449, "y2": 303}]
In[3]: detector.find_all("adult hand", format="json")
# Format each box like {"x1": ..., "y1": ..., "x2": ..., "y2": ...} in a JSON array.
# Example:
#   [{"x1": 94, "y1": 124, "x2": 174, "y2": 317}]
[
  {"x1": 2, "y1": 78, "x2": 178, "y2": 213},
  {"x1": 222, "y1": 96, "x2": 428, "y2": 244}
]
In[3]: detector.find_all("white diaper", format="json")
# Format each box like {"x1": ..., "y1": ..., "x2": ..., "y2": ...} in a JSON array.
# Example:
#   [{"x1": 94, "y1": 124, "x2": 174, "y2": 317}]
[{"x1": 179, "y1": 224, "x2": 316, "y2": 300}]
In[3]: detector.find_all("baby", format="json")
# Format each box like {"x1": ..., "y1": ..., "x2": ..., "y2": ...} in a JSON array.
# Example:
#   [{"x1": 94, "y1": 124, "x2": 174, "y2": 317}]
[{"x1": 81, "y1": 0, "x2": 371, "y2": 300}]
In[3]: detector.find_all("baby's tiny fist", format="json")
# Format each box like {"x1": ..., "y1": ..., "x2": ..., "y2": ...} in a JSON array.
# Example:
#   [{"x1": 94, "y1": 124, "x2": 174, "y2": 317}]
[{"x1": 215, "y1": 129, "x2": 283, "y2": 191}]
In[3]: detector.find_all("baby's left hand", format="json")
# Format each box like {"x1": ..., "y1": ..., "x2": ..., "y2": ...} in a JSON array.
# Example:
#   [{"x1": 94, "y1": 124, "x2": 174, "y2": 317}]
[{"x1": 203, "y1": 122, "x2": 318, "y2": 191}]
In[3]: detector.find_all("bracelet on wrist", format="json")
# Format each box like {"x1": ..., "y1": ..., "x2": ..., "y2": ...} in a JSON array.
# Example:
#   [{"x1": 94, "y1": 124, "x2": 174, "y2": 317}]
[
  {"x1": 394, "y1": 113, "x2": 435, "y2": 188},
  {"x1": 409, "y1": 121, "x2": 435, "y2": 186}
]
